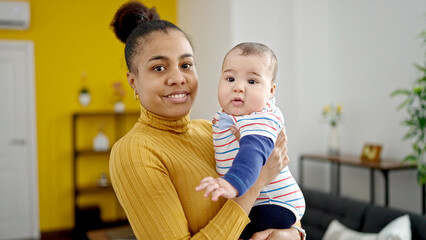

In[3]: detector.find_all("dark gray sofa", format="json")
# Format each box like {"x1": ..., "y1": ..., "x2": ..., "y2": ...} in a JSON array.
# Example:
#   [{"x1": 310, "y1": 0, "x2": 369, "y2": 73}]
[{"x1": 302, "y1": 188, "x2": 426, "y2": 240}]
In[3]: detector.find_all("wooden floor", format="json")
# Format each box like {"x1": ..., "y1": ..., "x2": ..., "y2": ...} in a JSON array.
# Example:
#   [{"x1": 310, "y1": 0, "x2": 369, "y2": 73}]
[
  {"x1": 41, "y1": 229, "x2": 74, "y2": 240},
  {"x1": 87, "y1": 225, "x2": 135, "y2": 240},
  {"x1": 41, "y1": 225, "x2": 135, "y2": 240}
]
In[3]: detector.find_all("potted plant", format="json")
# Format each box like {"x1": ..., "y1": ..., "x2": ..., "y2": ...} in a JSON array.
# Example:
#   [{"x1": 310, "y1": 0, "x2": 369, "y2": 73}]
[
  {"x1": 78, "y1": 72, "x2": 91, "y2": 107},
  {"x1": 391, "y1": 30, "x2": 426, "y2": 185}
]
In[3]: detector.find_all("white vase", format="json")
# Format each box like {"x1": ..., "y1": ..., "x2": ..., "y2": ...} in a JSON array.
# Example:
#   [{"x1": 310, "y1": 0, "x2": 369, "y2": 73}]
[
  {"x1": 114, "y1": 101, "x2": 125, "y2": 113},
  {"x1": 328, "y1": 125, "x2": 340, "y2": 155},
  {"x1": 93, "y1": 131, "x2": 109, "y2": 152},
  {"x1": 78, "y1": 92, "x2": 91, "y2": 107}
]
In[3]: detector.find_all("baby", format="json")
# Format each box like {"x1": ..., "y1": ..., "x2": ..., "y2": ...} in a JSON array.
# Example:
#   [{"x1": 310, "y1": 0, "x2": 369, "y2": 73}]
[{"x1": 196, "y1": 42, "x2": 305, "y2": 239}]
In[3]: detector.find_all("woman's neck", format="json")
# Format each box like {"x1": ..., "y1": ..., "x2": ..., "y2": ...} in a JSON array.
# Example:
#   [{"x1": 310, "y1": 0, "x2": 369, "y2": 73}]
[{"x1": 138, "y1": 104, "x2": 190, "y2": 133}]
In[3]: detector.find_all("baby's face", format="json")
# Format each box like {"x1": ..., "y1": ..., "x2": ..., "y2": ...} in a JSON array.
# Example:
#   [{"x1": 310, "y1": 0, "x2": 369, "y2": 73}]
[{"x1": 218, "y1": 50, "x2": 276, "y2": 116}]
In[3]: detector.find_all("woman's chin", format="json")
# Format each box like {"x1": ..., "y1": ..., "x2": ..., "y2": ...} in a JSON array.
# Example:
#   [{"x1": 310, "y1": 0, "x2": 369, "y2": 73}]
[{"x1": 164, "y1": 102, "x2": 193, "y2": 118}]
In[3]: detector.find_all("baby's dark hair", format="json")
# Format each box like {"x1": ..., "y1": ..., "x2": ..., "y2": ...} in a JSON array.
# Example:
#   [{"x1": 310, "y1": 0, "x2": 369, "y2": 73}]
[
  {"x1": 227, "y1": 42, "x2": 278, "y2": 82},
  {"x1": 110, "y1": 1, "x2": 190, "y2": 73}
]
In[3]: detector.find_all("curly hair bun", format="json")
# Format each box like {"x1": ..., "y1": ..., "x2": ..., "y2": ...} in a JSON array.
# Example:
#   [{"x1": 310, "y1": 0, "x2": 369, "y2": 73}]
[{"x1": 111, "y1": 1, "x2": 160, "y2": 43}]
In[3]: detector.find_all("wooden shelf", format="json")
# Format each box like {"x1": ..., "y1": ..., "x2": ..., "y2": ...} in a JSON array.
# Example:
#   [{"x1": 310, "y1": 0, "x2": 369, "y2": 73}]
[
  {"x1": 72, "y1": 111, "x2": 139, "y2": 231},
  {"x1": 75, "y1": 149, "x2": 111, "y2": 156},
  {"x1": 300, "y1": 153, "x2": 415, "y2": 170},
  {"x1": 76, "y1": 185, "x2": 114, "y2": 194}
]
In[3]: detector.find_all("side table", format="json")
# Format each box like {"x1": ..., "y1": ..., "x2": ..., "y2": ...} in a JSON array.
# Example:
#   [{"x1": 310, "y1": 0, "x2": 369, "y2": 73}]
[{"x1": 299, "y1": 153, "x2": 424, "y2": 215}]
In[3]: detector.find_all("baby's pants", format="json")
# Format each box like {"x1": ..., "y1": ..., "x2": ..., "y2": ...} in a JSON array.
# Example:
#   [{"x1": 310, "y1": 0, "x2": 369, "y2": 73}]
[{"x1": 239, "y1": 205, "x2": 296, "y2": 240}]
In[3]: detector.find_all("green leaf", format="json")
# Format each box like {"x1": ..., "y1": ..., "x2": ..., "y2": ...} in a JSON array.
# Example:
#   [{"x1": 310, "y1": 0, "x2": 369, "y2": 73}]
[
  {"x1": 418, "y1": 172, "x2": 426, "y2": 186},
  {"x1": 396, "y1": 98, "x2": 411, "y2": 110},
  {"x1": 414, "y1": 86, "x2": 424, "y2": 95},
  {"x1": 413, "y1": 144, "x2": 419, "y2": 152},
  {"x1": 404, "y1": 155, "x2": 418, "y2": 164},
  {"x1": 414, "y1": 63, "x2": 426, "y2": 72},
  {"x1": 420, "y1": 117, "x2": 426, "y2": 128},
  {"x1": 417, "y1": 146, "x2": 423, "y2": 155},
  {"x1": 403, "y1": 132, "x2": 416, "y2": 140},
  {"x1": 418, "y1": 76, "x2": 426, "y2": 83},
  {"x1": 417, "y1": 163, "x2": 426, "y2": 186},
  {"x1": 390, "y1": 89, "x2": 410, "y2": 97},
  {"x1": 402, "y1": 120, "x2": 416, "y2": 126}
]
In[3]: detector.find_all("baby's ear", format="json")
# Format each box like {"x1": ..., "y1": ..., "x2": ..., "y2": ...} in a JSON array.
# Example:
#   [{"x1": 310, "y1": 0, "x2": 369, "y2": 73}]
[{"x1": 270, "y1": 83, "x2": 276, "y2": 98}]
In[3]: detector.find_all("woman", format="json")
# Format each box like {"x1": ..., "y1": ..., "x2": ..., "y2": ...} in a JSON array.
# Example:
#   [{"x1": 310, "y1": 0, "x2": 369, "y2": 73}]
[{"x1": 109, "y1": 1, "x2": 303, "y2": 239}]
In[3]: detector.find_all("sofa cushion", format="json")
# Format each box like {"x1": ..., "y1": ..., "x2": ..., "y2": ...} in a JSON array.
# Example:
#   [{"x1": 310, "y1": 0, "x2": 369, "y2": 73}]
[
  {"x1": 302, "y1": 189, "x2": 368, "y2": 240},
  {"x1": 323, "y1": 215, "x2": 411, "y2": 240},
  {"x1": 362, "y1": 204, "x2": 426, "y2": 240}
]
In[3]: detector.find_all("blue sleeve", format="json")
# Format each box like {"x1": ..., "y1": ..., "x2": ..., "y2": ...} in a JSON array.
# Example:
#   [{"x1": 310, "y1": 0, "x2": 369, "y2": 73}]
[{"x1": 223, "y1": 135, "x2": 274, "y2": 196}]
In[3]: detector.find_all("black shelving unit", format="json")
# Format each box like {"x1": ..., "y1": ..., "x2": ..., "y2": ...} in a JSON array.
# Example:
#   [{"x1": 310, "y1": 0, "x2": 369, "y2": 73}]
[{"x1": 71, "y1": 111, "x2": 139, "y2": 237}]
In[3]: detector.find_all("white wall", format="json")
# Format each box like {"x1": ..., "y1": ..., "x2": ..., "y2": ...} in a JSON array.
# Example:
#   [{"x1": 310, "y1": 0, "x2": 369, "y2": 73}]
[
  {"x1": 178, "y1": 0, "x2": 426, "y2": 214},
  {"x1": 295, "y1": 0, "x2": 425, "y2": 213},
  {"x1": 177, "y1": 0, "x2": 232, "y2": 119}
]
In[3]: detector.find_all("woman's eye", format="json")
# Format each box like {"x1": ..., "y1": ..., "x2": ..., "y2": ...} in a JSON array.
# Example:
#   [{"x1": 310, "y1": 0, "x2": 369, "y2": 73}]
[
  {"x1": 226, "y1": 77, "x2": 235, "y2": 82},
  {"x1": 248, "y1": 79, "x2": 256, "y2": 84},
  {"x1": 154, "y1": 66, "x2": 165, "y2": 72},
  {"x1": 182, "y1": 63, "x2": 192, "y2": 69}
]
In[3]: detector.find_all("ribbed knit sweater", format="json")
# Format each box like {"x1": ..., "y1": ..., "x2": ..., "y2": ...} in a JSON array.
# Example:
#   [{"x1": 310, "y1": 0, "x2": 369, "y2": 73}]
[{"x1": 109, "y1": 104, "x2": 250, "y2": 239}]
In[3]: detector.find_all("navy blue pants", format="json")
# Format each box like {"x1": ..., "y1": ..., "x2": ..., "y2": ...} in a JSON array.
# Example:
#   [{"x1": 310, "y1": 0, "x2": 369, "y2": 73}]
[{"x1": 239, "y1": 205, "x2": 296, "y2": 240}]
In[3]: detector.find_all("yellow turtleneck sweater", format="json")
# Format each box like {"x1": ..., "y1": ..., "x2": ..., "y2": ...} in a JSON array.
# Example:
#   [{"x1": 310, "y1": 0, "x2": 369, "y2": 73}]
[{"x1": 109, "y1": 105, "x2": 250, "y2": 239}]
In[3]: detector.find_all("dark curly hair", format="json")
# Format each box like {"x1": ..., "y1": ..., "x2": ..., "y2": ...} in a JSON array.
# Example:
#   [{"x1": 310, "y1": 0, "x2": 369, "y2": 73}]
[{"x1": 110, "y1": 1, "x2": 190, "y2": 73}]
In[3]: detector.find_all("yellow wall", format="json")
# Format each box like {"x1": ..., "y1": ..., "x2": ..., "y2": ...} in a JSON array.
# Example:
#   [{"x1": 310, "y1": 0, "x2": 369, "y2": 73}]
[{"x1": 0, "y1": 0, "x2": 176, "y2": 232}]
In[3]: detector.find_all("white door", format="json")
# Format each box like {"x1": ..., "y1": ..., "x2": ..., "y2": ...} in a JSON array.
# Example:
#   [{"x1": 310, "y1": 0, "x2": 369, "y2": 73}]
[{"x1": 0, "y1": 41, "x2": 39, "y2": 239}]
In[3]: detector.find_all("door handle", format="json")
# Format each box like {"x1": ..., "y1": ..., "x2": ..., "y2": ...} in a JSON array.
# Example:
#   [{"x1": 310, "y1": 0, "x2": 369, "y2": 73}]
[{"x1": 10, "y1": 139, "x2": 26, "y2": 145}]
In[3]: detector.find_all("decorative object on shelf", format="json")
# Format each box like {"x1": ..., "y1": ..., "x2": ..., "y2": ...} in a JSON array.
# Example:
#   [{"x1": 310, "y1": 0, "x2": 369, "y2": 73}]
[
  {"x1": 93, "y1": 126, "x2": 109, "y2": 152},
  {"x1": 322, "y1": 104, "x2": 343, "y2": 155},
  {"x1": 78, "y1": 89, "x2": 91, "y2": 107},
  {"x1": 328, "y1": 125, "x2": 339, "y2": 155},
  {"x1": 113, "y1": 81, "x2": 126, "y2": 113},
  {"x1": 97, "y1": 173, "x2": 109, "y2": 187},
  {"x1": 361, "y1": 144, "x2": 383, "y2": 162},
  {"x1": 78, "y1": 72, "x2": 91, "y2": 107},
  {"x1": 114, "y1": 101, "x2": 125, "y2": 113},
  {"x1": 391, "y1": 29, "x2": 426, "y2": 186}
]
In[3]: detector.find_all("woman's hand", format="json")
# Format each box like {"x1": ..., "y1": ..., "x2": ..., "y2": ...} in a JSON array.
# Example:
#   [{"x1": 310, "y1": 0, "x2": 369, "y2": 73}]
[
  {"x1": 257, "y1": 128, "x2": 289, "y2": 187},
  {"x1": 249, "y1": 228, "x2": 301, "y2": 240},
  {"x1": 231, "y1": 126, "x2": 289, "y2": 186},
  {"x1": 232, "y1": 128, "x2": 289, "y2": 215},
  {"x1": 230, "y1": 125, "x2": 241, "y2": 140}
]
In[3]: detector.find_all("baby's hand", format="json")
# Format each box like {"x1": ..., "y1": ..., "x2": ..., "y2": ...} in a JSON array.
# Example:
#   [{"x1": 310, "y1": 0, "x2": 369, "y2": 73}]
[{"x1": 196, "y1": 177, "x2": 239, "y2": 201}]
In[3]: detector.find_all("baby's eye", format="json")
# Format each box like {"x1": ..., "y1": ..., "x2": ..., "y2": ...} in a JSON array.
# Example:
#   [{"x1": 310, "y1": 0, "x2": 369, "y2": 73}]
[
  {"x1": 181, "y1": 63, "x2": 192, "y2": 69},
  {"x1": 226, "y1": 77, "x2": 235, "y2": 82},
  {"x1": 154, "y1": 66, "x2": 165, "y2": 72},
  {"x1": 248, "y1": 79, "x2": 256, "y2": 84}
]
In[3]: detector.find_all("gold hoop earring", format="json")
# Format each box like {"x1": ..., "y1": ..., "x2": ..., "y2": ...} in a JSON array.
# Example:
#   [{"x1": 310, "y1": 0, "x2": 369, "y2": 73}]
[{"x1": 134, "y1": 90, "x2": 139, "y2": 100}]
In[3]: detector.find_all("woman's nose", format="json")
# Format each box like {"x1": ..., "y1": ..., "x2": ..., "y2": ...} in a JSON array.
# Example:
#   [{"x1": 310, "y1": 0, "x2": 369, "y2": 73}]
[{"x1": 167, "y1": 68, "x2": 186, "y2": 85}]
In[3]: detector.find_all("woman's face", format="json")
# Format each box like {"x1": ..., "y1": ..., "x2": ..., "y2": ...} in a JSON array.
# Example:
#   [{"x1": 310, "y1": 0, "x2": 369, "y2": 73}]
[{"x1": 127, "y1": 30, "x2": 198, "y2": 118}]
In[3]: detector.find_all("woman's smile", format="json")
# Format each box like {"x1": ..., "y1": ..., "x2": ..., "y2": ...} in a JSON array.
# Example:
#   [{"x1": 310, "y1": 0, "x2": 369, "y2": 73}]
[{"x1": 164, "y1": 89, "x2": 190, "y2": 103}]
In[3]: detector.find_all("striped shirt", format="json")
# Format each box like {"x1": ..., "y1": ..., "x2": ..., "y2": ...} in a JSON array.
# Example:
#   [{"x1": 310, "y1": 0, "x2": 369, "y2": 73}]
[{"x1": 212, "y1": 98, "x2": 305, "y2": 221}]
